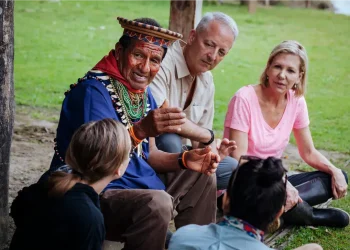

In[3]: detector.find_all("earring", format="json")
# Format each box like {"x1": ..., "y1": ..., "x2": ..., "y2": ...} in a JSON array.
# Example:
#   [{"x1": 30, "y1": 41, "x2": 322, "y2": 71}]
[{"x1": 266, "y1": 76, "x2": 269, "y2": 80}]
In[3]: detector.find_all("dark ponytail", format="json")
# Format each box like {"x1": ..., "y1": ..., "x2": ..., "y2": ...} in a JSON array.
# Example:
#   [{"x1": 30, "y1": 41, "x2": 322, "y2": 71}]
[{"x1": 227, "y1": 156, "x2": 287, "y2": 231}]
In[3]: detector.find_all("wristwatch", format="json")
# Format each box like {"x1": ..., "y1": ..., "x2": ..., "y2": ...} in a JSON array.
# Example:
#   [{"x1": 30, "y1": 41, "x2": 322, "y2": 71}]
[{"x1": 202, "y1": 129, "x2": 215, "y2": 146}]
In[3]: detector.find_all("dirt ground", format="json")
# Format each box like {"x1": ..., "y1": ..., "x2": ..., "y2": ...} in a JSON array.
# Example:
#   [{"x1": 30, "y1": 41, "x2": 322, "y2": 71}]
[{"x1": 4, "y1": 109, "x2": 349, "y2": 248}]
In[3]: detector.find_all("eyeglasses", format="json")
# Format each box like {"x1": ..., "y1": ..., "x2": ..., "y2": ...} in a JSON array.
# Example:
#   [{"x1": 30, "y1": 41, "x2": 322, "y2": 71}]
[{"x1": 229, "y1": 155, "x2": 288, "y2": 204}]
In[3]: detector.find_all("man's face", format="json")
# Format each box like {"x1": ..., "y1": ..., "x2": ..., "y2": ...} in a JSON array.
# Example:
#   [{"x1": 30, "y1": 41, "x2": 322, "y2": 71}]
[
  {"x1": 185, "y1": 20, "x2": 234, "y2": 75},
  {"x1": 117, "y1": 40, "x2": 164, "y2": 90}
]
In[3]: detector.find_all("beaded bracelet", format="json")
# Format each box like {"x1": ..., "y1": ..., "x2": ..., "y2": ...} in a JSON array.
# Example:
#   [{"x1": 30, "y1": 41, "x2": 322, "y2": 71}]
[
  {"x1": 129, "y1": 126, "x2": 143, "y2": 146},
  {"x1": 178, "y1": 151, "x2": 188, "y2": 169}
]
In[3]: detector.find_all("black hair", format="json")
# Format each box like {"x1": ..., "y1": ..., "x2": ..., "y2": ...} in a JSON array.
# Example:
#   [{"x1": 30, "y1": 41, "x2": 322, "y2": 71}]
[
  {"x1": 118, "y1": 17, "x2": 167, "y2": 60},
  {"x1": 227, "y1": 157, "x2": 287, "y2": 231}
]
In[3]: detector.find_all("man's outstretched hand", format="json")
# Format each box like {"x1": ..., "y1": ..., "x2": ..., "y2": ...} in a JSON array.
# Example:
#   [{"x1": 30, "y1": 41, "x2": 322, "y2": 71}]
[
  {"x1": 134, "y1": 107, "x2": 186, "y2": 139},
  {"x1": 185, "y1": 147, "x2": 220, "y2": 176}
]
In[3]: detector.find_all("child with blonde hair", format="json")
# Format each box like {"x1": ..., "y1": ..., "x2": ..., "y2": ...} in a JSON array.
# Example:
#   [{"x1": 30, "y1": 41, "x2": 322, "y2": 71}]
[{"x1": 10, "y1": 118, "x2": 131, "y2": 250}]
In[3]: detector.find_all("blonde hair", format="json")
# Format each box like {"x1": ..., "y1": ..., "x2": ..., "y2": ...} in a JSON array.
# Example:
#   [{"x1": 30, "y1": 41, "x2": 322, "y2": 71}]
[
  {"x1": 48, "y1": 118, "x2": 131, "y2": 196},
  {"x1": 260, "y1": 40, "x2": 308, "y2": 97}
]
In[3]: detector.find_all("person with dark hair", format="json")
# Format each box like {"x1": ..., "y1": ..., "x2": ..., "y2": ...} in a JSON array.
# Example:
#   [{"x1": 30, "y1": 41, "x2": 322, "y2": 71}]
[
  {"x1": 38, "y1": 17, "x2": 233, "y2": 250},
  {"x1": 169, "y1": 156, "x2": 323, "y2": 250},
  {"x1": 10, "y1": 119, "x2": 131, "y2": 250},
  {"x1": 224, "y1": 40, "x2": 349, "y2": 228}
]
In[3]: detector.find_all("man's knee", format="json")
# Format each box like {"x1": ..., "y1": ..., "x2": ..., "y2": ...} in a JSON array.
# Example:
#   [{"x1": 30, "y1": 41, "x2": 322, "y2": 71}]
[
  {"x1": 147, "y1": 190, "x2": 173, "y2": 222},
  {"x1": 216, "y1": 156, "x2": 237, "y2": 190},
  {"x1": 217, "y1": 156, "x2": 237, "y2": 177},
  {"x1": 155, "y1": 133, "x2": 182, "y2": 153}
]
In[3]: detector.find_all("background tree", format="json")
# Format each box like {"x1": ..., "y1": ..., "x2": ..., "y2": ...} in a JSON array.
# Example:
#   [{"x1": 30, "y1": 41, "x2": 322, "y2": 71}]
[
  {"x1": 0, "y1": 0, "x2": 14, "y2": 247},
  {"x1": 169, "y1": 0, "x2": 202, "y2": 41}
]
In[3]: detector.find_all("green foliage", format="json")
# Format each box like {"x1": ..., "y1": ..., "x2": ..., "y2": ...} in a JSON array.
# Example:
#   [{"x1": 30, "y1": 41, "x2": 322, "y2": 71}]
[{"x1": 15, "y1": 1, "x2": 350, "y2": 152}]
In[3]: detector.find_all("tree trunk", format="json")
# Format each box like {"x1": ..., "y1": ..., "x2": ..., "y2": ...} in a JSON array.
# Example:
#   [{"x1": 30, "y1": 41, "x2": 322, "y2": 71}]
[
  {"x1": 169, "y1": 0, "x2": 202, "y2": 41},
  {"x1": 0, "y1": 0, "x2": 14, "y2": 248},
  {"x1": 248, "y1": 0, "x2": 257, "y2": 13},
  {"x1": 305, "y1": 0, "x2": 310, "y2": 8}
]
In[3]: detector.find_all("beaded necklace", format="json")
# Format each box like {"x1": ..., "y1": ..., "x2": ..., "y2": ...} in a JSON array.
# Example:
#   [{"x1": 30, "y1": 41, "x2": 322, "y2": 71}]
[
  {"x1": 112, "y1": 80, "x2": 147, "y2": 120},
  {"x1": 107, "y1": 78, "x2": 150, "y2": 158},
  {"x1": 108, "y1": 78, "x2": 149, "y2": 126},
  {"x1": 54, "y1": 73, "x2": 150, "y2": 163}
]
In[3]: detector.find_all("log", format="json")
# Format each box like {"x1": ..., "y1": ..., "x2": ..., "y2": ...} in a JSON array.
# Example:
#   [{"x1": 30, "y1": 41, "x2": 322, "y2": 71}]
[
  {"x1": 0, "y1": 0, "x2": 14, "y2": 247},
  {"x1": 169, "y1": 0, "x2": 203, "y2": 41}
]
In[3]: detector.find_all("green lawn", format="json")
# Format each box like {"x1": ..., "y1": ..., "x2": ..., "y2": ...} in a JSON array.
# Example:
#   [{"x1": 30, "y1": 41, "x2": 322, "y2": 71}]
[
  {"x1": 14, "y1": 1, "x2": 350, "y2": 249},
  {"x1": 15, "y1": 1, "x2": 350, "y2": 153}
]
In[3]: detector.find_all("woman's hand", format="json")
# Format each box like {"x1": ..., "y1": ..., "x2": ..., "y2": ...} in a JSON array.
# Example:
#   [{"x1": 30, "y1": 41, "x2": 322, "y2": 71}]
[
  {"x1": 185, "y1": 147, "x2": 220, "y2": 175},
  {"x1": 214, "y1": 138, "x2": 237, "y2": 161},
  {"x1": 285, "y1": 181, "x2": 303, "y2": 212},
  {"x1": 331, "y1": 168, "x2": 348, "y2": 199}
]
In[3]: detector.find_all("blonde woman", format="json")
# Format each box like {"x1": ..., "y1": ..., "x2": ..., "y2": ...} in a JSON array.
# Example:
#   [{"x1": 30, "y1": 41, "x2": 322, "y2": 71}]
[
  {"x1": 10, "y1": 119, "x2": 131, "y2": 250},
  {"x1": 224, "y1": 41, "x2": 349, "y2": 228}
]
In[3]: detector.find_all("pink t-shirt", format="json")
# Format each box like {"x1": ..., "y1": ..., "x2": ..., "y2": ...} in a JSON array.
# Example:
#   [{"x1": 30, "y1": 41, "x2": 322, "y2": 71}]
[{"x1": 224, "y1": 85, "x2": 310, "y2": 158}]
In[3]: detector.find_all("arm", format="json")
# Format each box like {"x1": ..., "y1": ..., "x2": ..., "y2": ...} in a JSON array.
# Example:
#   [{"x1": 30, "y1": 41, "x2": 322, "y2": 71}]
[
  {"x1": 228, "y1": 129, "x2": 248, "y2": 160},
  {"x1": 147, "y1": 137, "x2": 219, "y2": 175},
  {"x1": 293, "y1": 126, "x2": 347, "y2": 199},
  {"x1": 224, "y1": 93, "x2": 251, "y2": 160},
  {"x1": 190, "y1": 82, "x2": 215, "y2": 148},
  {"x1": 147, "y1": 137, "x2": 182, "y2": 172},
  {"x1": 180, "y1": 119, "x2": 212, "y2": 148}
]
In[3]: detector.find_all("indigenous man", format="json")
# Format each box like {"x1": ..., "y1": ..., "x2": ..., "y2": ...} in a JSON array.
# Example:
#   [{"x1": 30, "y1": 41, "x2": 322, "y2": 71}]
[
  {"x1": 150, "y1": 12, "x2": 239, "y2": 191},
  {"x1": 46, "y1": 17, "x2": 235, "y2": 250}
]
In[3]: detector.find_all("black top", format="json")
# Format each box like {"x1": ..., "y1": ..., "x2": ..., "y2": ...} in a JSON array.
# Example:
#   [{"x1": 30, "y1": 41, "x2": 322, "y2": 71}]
[{"x1": 10, "y1": 182, "x2": 105, "y2": 250}]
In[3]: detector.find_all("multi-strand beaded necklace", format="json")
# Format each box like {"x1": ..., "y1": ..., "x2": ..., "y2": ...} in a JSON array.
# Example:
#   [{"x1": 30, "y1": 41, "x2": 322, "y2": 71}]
[
  {"x1": 54, "y1": 73, "x2": 150, "y2": 163},
  {"x1": 107, "y1": 78, "x2": 150, "y2": 157},
  {"x1": 107, "y1": 78, "x2": 149, "y2": 126}
]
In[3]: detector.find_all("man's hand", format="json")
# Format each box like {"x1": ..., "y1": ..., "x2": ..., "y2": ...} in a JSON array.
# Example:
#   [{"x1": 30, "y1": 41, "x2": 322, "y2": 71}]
[
  {"x1": 134, "y1": 107, "x2": 186, "y2": 139},
  {"x1": 331, "y1": 168, "x2": 348, "y2": 199},
  {"x1": 285, "y1": 181, "x2": 303, "y2": 212},
  {"x1": 185, "y1": 147, "x2": 220, "y2": 176},
  {"x1": 214, "y1": 138, "x2": 237, "y2": 160}
]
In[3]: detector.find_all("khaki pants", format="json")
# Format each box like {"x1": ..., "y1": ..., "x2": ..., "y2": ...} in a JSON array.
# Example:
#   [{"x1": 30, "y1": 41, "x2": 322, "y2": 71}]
[{"x1": 100, "y1": 169, "x2": 216, "y2": 250}]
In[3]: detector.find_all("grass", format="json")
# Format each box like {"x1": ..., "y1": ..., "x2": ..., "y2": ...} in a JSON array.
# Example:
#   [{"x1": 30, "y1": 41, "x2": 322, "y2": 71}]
[
  {"x1": 13, "y1": 1, "x2": 350, "y2": 249},
  {"x1": 14, "y1": 1, "x2": 350, "y2": 153}
]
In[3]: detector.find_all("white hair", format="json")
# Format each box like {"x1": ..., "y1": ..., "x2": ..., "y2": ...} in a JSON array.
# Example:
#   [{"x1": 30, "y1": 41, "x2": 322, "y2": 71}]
[{"x1": 196, "y1": 12, "x2": 239, "y2": 41}]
